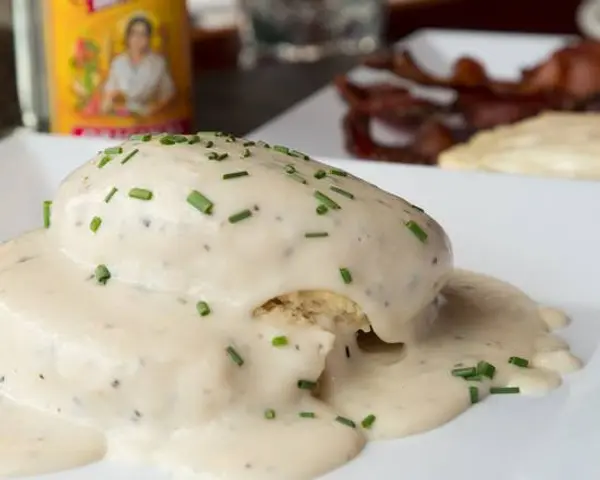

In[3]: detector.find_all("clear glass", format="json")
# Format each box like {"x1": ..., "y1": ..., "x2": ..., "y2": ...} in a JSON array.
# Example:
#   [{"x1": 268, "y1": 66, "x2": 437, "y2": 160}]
[{"x1": 238, "y1": 0, "x2": 385, "y2": 66}]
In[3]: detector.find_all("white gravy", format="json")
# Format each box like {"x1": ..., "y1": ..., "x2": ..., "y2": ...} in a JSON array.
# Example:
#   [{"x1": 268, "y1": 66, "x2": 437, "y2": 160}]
[{"x1": 0, "y1": 133, "x2": 581, "y2": 479}]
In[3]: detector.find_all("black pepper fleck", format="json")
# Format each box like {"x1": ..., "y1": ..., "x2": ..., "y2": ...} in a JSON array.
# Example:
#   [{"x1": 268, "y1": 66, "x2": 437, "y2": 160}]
[
  {"x1": 295, "y1": 345, "x2": 300, "y2": 351},
  {"x1": 203, "y1": 244, "x2": 211, "y2": 252},
  {"x1": 345, "y1": 346, "x2": 351, "y2": 358},
  {"x1": 275, "y1": 215, "x2": 283, "y2": 222},
  {"x1": 432, "y1": 257, "x2": 438, "y2": 265},
  {"x1": 0, "y1": 376, "x2": 5, "y2": 383},
  {"x1": 111, "y1": 379, "x2": 120, "y2": 388},
  {"x1": 38, "y1": 374, "x2": 45, "y2": 380},
  {"x1": 384, "y1": 300, "x2": 390, "y2": 308},
  {"x1": 17, "y1": 256, "x2": 34, "y2": 264},
  {"x1": 253, "y1": 204, "x2": 260, "y2": 212},
  {"x1": 141, "y1": 218, "x2": 152, "y2": 228},
  {"x1": 283, "y1": 247, "x2": 294, "y2": 258}
]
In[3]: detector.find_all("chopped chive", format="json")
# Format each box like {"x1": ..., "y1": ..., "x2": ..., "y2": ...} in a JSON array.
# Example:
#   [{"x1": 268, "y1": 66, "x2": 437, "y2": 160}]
[
  {"x1": 339, "y1": 267, "x2": 353, "y2": 284},
  {"x1": 228, "y1": 209, "x2": 252, "y2": 224},
  {"x1": 187, "y1": 190, "x2": 214, "y2": 215},
  {"x1": 223, "y1": 171, "x2": 249, "y2": 180},
  {"x1": 226, "y1": 346, "x2": 244, "y2": 366},
  {"x1": 287, "y1": 173, "x2": 307, "y2": 184},
  {"x1": 469, "y1": 385, "x2": 479, "y2": 404},
  {"x1": 305, "y1": 232, "x2": 329, "y2": 238},
  {"x1": 316, "y1": 204, "x2": 328, "y2": 215},
  {"x1": 297, "y1": 379, "x2": 317, "y2": 390},
  {"x1": 95, "y1": 264, "x2": 111, "y2": 285},
  {"x1": 130, "y1": 133, "x2": 152, "y2": 141},
  {"x1": 274, "y1": 145, "x2": 290, "y2": 154},
  {"x1": 508, "y1": 356, "x2": 529, "y2": 368},
  {"x1": 490, "y1": 386, "x2": 520, "y2": 394},
  {"x1": 187, "y1": 135, "x2": 201, "y2": 145},
  {"x1": 159, "y1": 135, "x2": 176, "y2": 145},
  {"x1": 290, "y1": 149, "x2": 310, "y2": 160},
  {"x1": 465, "y1": 375, "x2": 483, "y2": 382},
  {"x1": 477, "y1": 361, "x2": 496, "y2": 379},
  {"x1": 204, "y1": 140, "x2": 214, "y2": 148},
  {"x1": 264, "y1": 409, "x2": 276, "y2": 420},
  {"x1": 335, "y1": 416, "x2": 356, "y2": 428},
  {"x1": 361, "y1": 414, "x2": 376, "y2": 429},
  {"x1": 451, "y1": 367, "x2": 477, "y2": 378},
  {"x1": 329, "y1": 168, "x2": 347, "y2": 177},
  {"x1": 89, "y1": 216, "x2": 102, "y2": 233},
  {"x1": 271, "y1": 336, "x2": 288, "y2": 347},
  {"x1": 299, "y1": 411, "x2": 316, "y2": 418},
  {"x1": 98, "y1": 155, "x2": 112, "y2": 168},
  {"x1": 241, "y1": 148, "x2": 251, "y2": 158},
  {"x1": 196, "y1": 301, "x2": 211, "y2": 317},
  {"x1": 405, "y1": 220, "x2": 428, "y2": 243},
  {"x1": 128, "y1": 188, "x2": 153, "y2": 201},
  {"x1": 173, "y1": 135, "x2": 188, "y2": 143},
  {"x1": 330, "y1": 186, "x2": 354, "y2": 199},
  {"x1": 243, "y1": 141, "x2": 255, "y2": 147},
  {"x1": 207, "y1": 151, "x2": 228, "y2": 161},
  {"x1": 43, "y1": 201, "x2": 52, "y2": 228},
  {"x1": 284, "y1": 164, "x2": 296, "y2": 174},
  {"x1": 104, "y1": 146, "x2": 123, "y2": 155},
  {"x1": 314, "y1": 169, "x2": 327, "y2": 179},
  {"x1": 104, "y1": 187, "x2": 118, "y2": 203},
  {"x1": 314, "y1": 191, "x2": 341, "y2": 210},
  {"x1": 218, "y1": 153, "x2": 229, "y2": 160},
  {"x1": 121, "y1": 148, "x2": 139, "y2": 164}
]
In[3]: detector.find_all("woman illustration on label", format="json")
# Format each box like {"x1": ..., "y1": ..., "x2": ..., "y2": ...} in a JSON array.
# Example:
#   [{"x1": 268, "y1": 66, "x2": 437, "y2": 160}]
[{"x1": 102, "y1": 15, "x2": 176, "y2": 116}]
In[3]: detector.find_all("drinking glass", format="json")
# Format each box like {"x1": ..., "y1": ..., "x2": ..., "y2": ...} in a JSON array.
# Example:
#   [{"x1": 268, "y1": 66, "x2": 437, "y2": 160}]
[{"x1": 238, "y1": 0, "x2": 386, "y2": 66}]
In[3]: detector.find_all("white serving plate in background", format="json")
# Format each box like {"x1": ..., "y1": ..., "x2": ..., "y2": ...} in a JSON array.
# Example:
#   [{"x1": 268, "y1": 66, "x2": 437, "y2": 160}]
[
  {"x1": 249, "y1": 28, "x2": 574, "y2": 160},
  {"x1": 0, "y1": 130, "x2": 599, "y2": 479}
]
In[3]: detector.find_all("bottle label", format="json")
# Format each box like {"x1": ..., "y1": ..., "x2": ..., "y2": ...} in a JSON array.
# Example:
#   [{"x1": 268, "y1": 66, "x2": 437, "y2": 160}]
[{"x1": 44, "y1": 0, "x2": 193, "y2": 137}]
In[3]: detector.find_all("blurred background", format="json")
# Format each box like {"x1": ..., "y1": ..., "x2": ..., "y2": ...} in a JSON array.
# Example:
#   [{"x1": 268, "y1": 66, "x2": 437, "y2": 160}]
[{"x1": 2, "y1": 0, "x2": 599, "y2": 175}]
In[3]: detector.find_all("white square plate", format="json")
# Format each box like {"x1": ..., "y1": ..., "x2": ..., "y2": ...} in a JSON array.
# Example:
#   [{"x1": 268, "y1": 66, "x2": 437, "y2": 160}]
[
  {"x1": 1, "y1": 129, "x2": 600, "y2": 479},
  {"x1": 249, "y1": 29, "x2": 573, "y2": 160}
]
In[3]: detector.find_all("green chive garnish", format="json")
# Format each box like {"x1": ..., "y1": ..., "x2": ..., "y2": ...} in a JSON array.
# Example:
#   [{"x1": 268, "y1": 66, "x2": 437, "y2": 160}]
[
  {"x1": 299, "y1": 411, "x2": 316, "y2": 418},
  {"x1": 329, "y1": 168, "x2": 347, "y2": 177},
  {"x1": 207, "y1": 152, "x2": 228, "y2": 161},
  {"x1": 95, "y1": 264, "x2": 111, "y2": 285},
  {"x1": 271, "y1": 336, "x2": 288, "y2": 347},
  {"x1": 264, "y1": 409, "x2": 276, "y2": 420},
  {"x1": 104, "y1": 187, "x2": 118, "y2": 203},
  {"x1": 451, "y1": 367, "x2": 477, "y2": 378},
  {"x1": 466, "y1": 375, "x2": 483, "y2": 382},
  {"x1": 469, "y1": 386, "x2": 479, "y2": 404},
  {"x1": 285, "y1": 164, "x2": 296, "y2": 174},
  {"x1": 241, "y1": 148, "x2": 251, "y2": 158},
  {"x1": 121, "y1": 148, "x2": 139, "y2": 164},
  {"x1": 316, "y1": 205, "x2": 328, "y2": 215},
  {"x1": 290, "y1": 149, "x2": 310, "y2": 160},
  {"x1": 204, "y1": 140, "x2": 214, "y2": 148},
  {"x1": 223, "y1": 171, "x2": 249, "y2": 180},
  {"x1": 361, "y1": 414, "x2": 376, "y2": 429},
  {"x1": 159, "y1": 135, "x2": 176, "y2": 145},
  {"x1": 187, "y1": 190, "x2": 214, "y2": 215},
  {"x1": 130, "y1": 133, "x2": 152, "y2": 141},
  {"x1": 314, "y1": 191, "x2": 341, "y2": 210},
  {"x1": 173, "y1": 135, "x2": 188, "y2": 143},
  {"x1": 128, "y1": 188, "x2": 153, "y2": 201},
  {"x1": 226, "y1": 346, "x2": 244, "y2": 366},
  {"x1": 314, "y1": 169, "x2": 327, "y2": 179},
  {"x1": 243, "y1": 141, "x2": 255, "y2": 147},
  {"x1": 89, "y1": 216, "x2": 102, "y2": 233},
  {"x1": 297, "y1": 379, "x2": 317, "y2": 390},
  {"x1": 330, "y1": 186, "x2": 354, "y2": 199},
  {"x1": 405, "y1": 220, "x2": 428, "y2": 243},
  {"x1": 305, "y1": 232, "x2": 329, "y2": 238},
  {"x1": 196, "y1": 301, "x2": 211, "y2": 317},
  {"x1": 43, "y1": 201, "x2": 52, "y2": 228},
  {"x1": 477, "y1": 361, "x2": 496, "y2": 379},
  {"x1": 98, "y1": 155, "x2": 112, "y2": 168},
  {"x1": 274, "y1": 145, "x2": 290, "y2": 154},
  {"x1": 490, "y1": 386, "x2": 520, "y2": 394},
  {"x1": 104, "y1": 146, "x2": 123, "y2": 155},
  {"x1": 335, "y1": 416, "x2": 356, "y2": 428},
  {"x1": 187, "y1": 135, "x2": 200, "y2": 145},
  {"x1": 339, "y1": 268, "x2": 352, "y2": 284},
  {"x1": 228, "y1": 209, "x2": 252, "y2": 224},
  {"x1": 508, "y1": 356, "x2": 529, "y2": 368}
]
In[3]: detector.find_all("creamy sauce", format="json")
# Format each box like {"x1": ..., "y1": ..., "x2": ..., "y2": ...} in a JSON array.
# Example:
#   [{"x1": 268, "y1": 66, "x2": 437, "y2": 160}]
[
  {"x1": 0, "y1": 133, "x2": 581, "y2": 479},
  {"x1": 439, "y1": 112, "x2": 600, "y2": 180}
]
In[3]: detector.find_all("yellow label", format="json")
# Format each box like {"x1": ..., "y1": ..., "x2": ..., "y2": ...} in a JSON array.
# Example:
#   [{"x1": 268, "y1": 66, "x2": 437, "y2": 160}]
[{"x1": 44, "y1": 0, "x2": 193, "y2": 137}]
